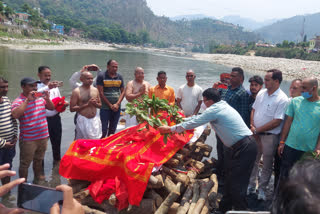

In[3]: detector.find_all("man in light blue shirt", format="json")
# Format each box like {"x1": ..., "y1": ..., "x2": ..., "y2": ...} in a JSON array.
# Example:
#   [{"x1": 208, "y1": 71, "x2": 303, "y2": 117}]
[{"x1": 158, "y1": 88, "x2": 257, "y2": 212}]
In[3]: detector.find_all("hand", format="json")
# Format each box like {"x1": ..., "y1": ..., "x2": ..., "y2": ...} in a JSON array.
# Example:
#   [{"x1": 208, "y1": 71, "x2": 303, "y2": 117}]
[
  {"x1": 3, "y1": 141, "x2": 15, "y2": 149},
  {"x1": 43, "y1": 91, "x2": 50, "y2": 100},
  {"x1": 63, "y1": 101, "x2": 69, "y2": 107},
  {"x1": 111, "y1": 103, "x2": 119, "y2": 112},
  {"x1": 80, "y1": 65, "x2": 89, "y2": 72},
  {"x1": 212, "y1": 81, "x2": 222, "y2": 89},
  {"x1": 278, "y1": 144, "x2": 285, "y2": 157},
  {"x1": 48, "y1": 81, "x2": 58, "y2": 89},
  {"x1": 314, "y1": 149, "x2": 320, "y2": 157},
  {"x1": 157, "y1": 126, "x2": 172, "y2": 134},
  {"x1": 50, "y1": 185, "x2": 84, "y2": 214},
  {"x1": 27, "y1": 91, "x2": 37, "y2": 101},
  {"x1": 88, "y1": 98, "x2": 97, "y2": 106},
  {"x1": 0, "y1": 164, "x2": 25, "y2": 197},
  {"x1": 139, "y1": 84, "x2": 146, "y2": 95},
  {"x1": 0, "y1": 203, "x2": 24, "y2": 214}
]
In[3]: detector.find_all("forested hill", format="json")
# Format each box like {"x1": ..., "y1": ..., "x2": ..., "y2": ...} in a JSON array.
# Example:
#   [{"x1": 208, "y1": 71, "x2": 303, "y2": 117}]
[
  {"x1": 7, "y1": 0, "x2": 260, "y2": 46},
  {"x1": 255, "y1": 13, "x2": 320, "y2": 44}
]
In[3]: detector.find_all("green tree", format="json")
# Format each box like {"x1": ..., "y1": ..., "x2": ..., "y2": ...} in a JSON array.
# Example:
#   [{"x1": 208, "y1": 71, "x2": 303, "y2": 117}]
[
  {"x1": 0, "y1": 2, "x2": 4, "y2": 15},
  {"x1": 4, "y1": 6, "x2": 14, "y2": 18}
]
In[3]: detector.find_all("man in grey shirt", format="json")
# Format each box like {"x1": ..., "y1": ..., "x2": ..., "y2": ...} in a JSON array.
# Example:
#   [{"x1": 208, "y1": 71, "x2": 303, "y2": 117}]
[{"x1": 158, "y1": 88, "x2": 257, "y2": 212}]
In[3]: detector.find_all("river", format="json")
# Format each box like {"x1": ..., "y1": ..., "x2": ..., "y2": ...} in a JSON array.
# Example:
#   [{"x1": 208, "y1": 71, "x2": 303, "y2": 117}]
[{"x1": 0, "y1": 47, "x2": 291, "y2": 206}]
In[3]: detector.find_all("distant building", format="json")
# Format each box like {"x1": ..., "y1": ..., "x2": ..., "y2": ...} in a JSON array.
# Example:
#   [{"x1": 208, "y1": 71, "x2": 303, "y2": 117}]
[
  {"x1": 309, "y1": 36, "x2": 320, "y2": 52},
  {"x1": 256, "y1": 43, "x2": 275, "y2": 48},
  {"x1": 68, "y1": 28, "x2": 83, "y2": 37},
  {"x1": 15, "y1": 12, "x2": 31, "y2": 22},
  {"x1": 51, "y1": 24, "x2": 64, "y2": 35}
]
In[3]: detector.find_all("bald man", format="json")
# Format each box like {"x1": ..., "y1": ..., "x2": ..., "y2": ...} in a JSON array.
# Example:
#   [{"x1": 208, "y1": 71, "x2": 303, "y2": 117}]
[
  {"x1": 176, "y1": 70, "x2": 203, "y2": 117},
  {"x1": 277, "y1": 77, "x2": 320, "y2": 185},
  {"x1": 70, "y1": 72, "x2": 102, "y2": 139},
  {"x1": 125, "y1": 67, "x2": 151, "y2": 127}
]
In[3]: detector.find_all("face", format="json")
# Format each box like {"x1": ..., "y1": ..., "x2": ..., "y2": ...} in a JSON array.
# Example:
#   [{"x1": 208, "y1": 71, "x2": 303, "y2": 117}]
[
  {"x1": 230, "y1": 71, "x2": 242, "y2": 87},
  {"x1": 157, "y1": 74, "x2": 167, "y2": 87},
  {"x1": 301, "y1": 80, "x2": 315, "y2": 95},
  {"x1": 38, "y1": 68, "x2": 51, "y2": 85},
  {"x1": 135, "y1": 69, "x2": 144, "y2": 82},
  {"x1": 250, "y1": 81, "x2": 263, "y2": 95},
  {"x1": 221, "y1": 78, "x2": 230, "y2": 85},
  {"x1": 289, "y1": 81, "x2": 302, "y2": 98},
  {"x1": 81, "y1": 73, "x2": 94, "y2": 86},
  {"x1": 0, "y1": 82, "x2": 8, "y2": 97},
  {"x1": 203, "y1": 96, "x2": 214, "y2": 107},
  {"x1": 22, "y1": 83, "x2": 37, "y2": 94},
  {"x1": 107, "y1": 61, "x2": 118, "y2": 74},
  {"x1": 185, "y1": 71, "x2": 195, "y2": 84},
  {"x1": 264, "y1": 72, "x2": 277, "y2": 90}
]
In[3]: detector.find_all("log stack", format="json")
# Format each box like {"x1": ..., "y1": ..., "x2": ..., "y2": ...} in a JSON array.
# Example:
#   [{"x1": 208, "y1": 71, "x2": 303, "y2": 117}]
[{"x1": 68, "y1": 126, "x2": 220, "y2": 214}]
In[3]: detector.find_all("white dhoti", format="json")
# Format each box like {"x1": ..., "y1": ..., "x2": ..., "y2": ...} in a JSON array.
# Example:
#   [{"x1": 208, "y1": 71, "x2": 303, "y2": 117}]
[
  {"x1": 125, "y1": 115, "x2": 138, "y2": 128},
  {"x1": 76, "y1": 113, "x2": 102, "y2": 139}
]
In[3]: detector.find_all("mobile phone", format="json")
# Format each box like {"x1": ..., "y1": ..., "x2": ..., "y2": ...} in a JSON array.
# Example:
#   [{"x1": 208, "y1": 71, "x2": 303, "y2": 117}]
[
  {"x1": 17, "y1": 183, "x2": 63, "y2": 214},
  {"x1": 87, "y1": 65, "x2": 98, "y2": 71},
  {"x1": 34, "y1": 92, "x2": 45, "y2": 98}
]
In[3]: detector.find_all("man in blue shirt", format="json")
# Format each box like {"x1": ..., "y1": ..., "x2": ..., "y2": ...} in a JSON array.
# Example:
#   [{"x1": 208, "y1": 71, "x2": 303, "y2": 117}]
[{"x1": 158, "y1": 88, "x2": 257, "y2": 212}]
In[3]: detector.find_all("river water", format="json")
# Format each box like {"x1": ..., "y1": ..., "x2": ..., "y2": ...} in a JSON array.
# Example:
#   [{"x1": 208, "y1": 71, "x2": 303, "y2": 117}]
[{"x1": 0, "y1": 47, "x2": 291, "y2": 206}]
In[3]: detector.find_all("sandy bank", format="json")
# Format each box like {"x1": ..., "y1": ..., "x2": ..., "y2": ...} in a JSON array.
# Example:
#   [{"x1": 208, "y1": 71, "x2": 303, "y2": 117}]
[{"x1": 192, "y1": 53, "x2": 320, "y2": 80}]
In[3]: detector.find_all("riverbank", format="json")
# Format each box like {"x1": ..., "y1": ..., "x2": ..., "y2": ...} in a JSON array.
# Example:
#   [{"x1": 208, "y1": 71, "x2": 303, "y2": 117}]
[
  {"x1": 192, "y1": 53, "x2": 320, "y2": 80},
  {"x1": 1, "y1": 37, "x2": 319, "y2": 80}
]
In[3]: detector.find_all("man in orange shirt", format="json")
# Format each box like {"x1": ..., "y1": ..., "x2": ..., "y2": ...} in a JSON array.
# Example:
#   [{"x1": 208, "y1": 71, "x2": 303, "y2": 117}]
[{"x1": 148, "y1": 71, "x2": 175, "y2": 105}]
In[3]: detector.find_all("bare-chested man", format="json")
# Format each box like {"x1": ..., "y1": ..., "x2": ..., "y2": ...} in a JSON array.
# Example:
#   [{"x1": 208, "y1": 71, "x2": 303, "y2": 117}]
[
  {"x1": 125, "y1": 67, "x2": 151, "y2": 127},
  {"x1": 70, "y1": 72, "x2": 102, "y2": 139}
]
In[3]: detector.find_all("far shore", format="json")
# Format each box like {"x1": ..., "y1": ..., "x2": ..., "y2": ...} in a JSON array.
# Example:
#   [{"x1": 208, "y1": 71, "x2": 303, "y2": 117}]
[{"x1": 1, "y1": 37, "x2": 320, "y2": 80}]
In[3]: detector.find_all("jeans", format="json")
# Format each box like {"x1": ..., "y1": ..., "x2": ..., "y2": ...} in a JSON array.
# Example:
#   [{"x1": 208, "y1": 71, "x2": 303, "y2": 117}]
[
  {"x1": 100, "y1": 108, "x2": 120, "y2": 138},
  {"x1": 47, "y1": 114, "x2": 62, "y2": 161},
  {"x1": 216, "y1": 134, "x2": 224, "y2": 179},
  {"x1": 219, "y1": 136, "x2": 257, "y2": 212},
  {"x1": 0, "y1": 146, "x2": 16, "y2": 169}
]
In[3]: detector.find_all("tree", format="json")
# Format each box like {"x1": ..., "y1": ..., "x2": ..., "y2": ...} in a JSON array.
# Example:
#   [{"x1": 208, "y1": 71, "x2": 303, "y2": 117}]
[
  {"x1": 0, "y1": 2, "x2": 4, "y2": 15},
  {"x1": 4, "y1": 6, "x2": 14, "y2": 18}
]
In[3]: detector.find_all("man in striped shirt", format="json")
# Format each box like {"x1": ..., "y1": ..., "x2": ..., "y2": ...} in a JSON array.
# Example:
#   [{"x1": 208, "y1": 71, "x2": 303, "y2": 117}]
[
  {"x1": 0, "y1": 77, "x2": 18, "y2": 190},
  {"x1": 12, "y1": 77, "x2": 55, "y2": 183}
]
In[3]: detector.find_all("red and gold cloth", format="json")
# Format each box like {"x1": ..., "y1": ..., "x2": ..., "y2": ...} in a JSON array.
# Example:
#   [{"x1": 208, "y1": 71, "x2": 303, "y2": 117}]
[{"x1": 59, "y1": 120, "x2": 193, "y2": 207}]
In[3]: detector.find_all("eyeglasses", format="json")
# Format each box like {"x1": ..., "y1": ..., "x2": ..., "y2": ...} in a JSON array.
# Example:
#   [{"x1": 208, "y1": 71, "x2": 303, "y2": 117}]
[{"x1": 186, "y1": 75, "x2": 194, "y2": 77}]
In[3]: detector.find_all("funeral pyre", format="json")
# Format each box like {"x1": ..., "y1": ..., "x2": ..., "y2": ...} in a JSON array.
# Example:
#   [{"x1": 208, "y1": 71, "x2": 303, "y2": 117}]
[{"x1": 59, "y1": 95, "x2": 220, "y2": 214}]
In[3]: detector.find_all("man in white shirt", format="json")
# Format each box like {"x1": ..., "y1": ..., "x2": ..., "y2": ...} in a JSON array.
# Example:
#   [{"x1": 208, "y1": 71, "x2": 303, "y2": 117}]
[
  {"x1": 248, "y1": 69, "x2": 288, "y2": 200},
  {"x1": 37, "y1": 66, "x2": 68, "y2": 164},
  {"x1": 176, "y1": 70, "x2": 203, "y2": 117}
]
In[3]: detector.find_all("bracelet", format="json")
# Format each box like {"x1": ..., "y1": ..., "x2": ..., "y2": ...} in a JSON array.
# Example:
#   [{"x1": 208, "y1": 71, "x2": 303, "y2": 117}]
[{"x1": 280, "y1": 140, "x2": 285, "y2": 144}]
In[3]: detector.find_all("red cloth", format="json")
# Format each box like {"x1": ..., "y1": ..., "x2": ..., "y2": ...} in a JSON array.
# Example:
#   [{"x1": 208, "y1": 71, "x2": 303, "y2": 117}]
[
  {"x1": 217, "y1": 84, "x2": 228, "y2": 89},
  {"x1": 52, "y1": 96, "x2": 67, "y2": 112},
  {"x1": 220, "y1": 73, "x2": 230, "y2": 80},
  {"x1": 59, "y1": 112, "x2": 193, "y2": 207}
]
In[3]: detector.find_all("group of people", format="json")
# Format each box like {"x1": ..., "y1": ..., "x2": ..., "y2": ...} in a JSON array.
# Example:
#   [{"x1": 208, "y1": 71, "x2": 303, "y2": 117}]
[{"x1": 0, "y1": 58, "x2": 319, "y2": 213}]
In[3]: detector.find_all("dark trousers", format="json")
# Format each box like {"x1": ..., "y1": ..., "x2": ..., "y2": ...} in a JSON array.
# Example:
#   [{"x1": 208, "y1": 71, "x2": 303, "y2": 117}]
[
  {"x1": 100, "y1": 108, "x2": 120, "y2": 138},
  {"x1": 273, "y1": 143, "x2": 281, "y2": 190},
  {"x1": 220, "y1": 136, "x2": 257, "y2": 213},
  {"x1": 216, "y1": 135, "x2": 224, "y2": 178},
  {"x1": 47, "y1": 114, "x2": 62, "y2": 161}
]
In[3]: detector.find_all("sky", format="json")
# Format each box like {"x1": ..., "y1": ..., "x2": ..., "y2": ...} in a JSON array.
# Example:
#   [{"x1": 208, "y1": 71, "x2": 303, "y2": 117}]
[{"x1": 146, "y1": 0, "x2": 320, "y2": 22}]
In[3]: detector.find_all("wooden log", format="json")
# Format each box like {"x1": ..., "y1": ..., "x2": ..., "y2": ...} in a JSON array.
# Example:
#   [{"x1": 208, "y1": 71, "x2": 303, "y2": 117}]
[
  {"x1": 164, "y1": 158, "x2": 180, "y2": 168},
  {"x1": 178, "y1": 148, "x2": 191, "y2": 157},
  {"x1": 208, "y1": 174, "x2": 219, "y2": 209},
  {"x1": 164, "y1": 176, "x2": 177, "y2": 193},
  {"x1": 108, "y1": 193, "x2": 116, "y2": 206},
  {"x1": 202, "y1": 126, "x2": 211, "y2": 136},
  {"x1": 200, "y1": 200, "x2": 210, "y2": 214},
  {"x1": 68, "y1": 179, "x2": 91, "y2": 194},
  {"x1": 80, "y1": 196, "x2": 117, "y2": 213},
  {"x1": 155, "y1": 183, "x2": 181, "y2": 214},
  {"x1": 83, "y1": 205, "x2": 107, "y2": 214},
  {"x1": 173, "y1": 153, "x2": 185, "y2": 162},
  {"x1": 190, "y1": 160, "x2": 205, "y2": 173},
  {"x1": 144, "y1": 189, "x2": 164, "y2": 208},
  {"x1": 168, "y1": 202, "x2": 180, "y2": 214},
  {"x1": 187, "y1": 170, "x2": 198, "y2": 181},
  {"x1": 187, "y1": 181, "x2": 200, "y2": 214},
  {"x1": 74, "y1": 189, "x2": 90, "y2": 200},
  {"x1": 195, "y1": 142, "x2": 213, "y2": 153},
  {"x1": 148, "y1": 174, "x2": 164, "y2": 189},
  {"x1": 162, "y1": 166, "x2": 190, "y2": 185},
  {"x1": 193, "y1": 180, "x2": 214, "y2": 214},
  {"x1": 176, "y1": 184, "x2": 193, "y2": 214}
]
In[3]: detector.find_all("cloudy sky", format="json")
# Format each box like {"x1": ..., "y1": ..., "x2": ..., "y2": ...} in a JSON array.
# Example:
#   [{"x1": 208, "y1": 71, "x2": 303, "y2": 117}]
[{"x1": 146, "y1": 0, "x2": 320, "y2": 21}]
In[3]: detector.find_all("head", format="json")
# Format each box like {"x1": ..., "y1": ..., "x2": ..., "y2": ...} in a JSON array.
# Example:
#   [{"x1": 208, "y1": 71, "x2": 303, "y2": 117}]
[
  {"x1": 249, "y1": 75, "x2": 263, "y2": 96},
  {"x1": 107, "y1": 60, "x2": 118, "y2": 74},
  {"x1": 220, "y1": 73, "x2": 231, "y2": 85},
  {"x1": 185, "y1": 70, "x2": 196, "y2": 85},
  {"x1": 0, "y1": 77, "x2": 8, "y2": 97},
  {"x1": 289, "y1": 79, "x2": 303, "y2": 98},
  {"x1": 38, "y1": 66, "x2": 51, "y2": 85},
  {"x1": 271, "y1": 160, "x2": 320, "y2": 214},
  {"x1": 80, "y1": 71, "x2": 94, "y2": 87},
  {"x1": 157, "y1": 71, "x2": 167, "y2": 88},
  {"x1": 134, "y1": 67, "x2": 144, "y2": 83},
  {"x1": 230, "y1": 67, "x2": 244, "y2": 88},
  {"x1": 202, "y1": 88, "x2": 221, "y2": 107},
  {"x1": 301, "y1": 77, "x2": 318, "y2": 99},
  {"x1": 264, "y1": 69, "x2": 282, "y2": 91},
  {"x1": 21, "y1": 77, "x2": 38, "y2": 95}
]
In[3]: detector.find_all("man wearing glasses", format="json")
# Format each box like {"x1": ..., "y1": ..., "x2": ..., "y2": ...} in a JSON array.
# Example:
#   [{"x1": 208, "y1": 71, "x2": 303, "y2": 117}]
[{"x1": 176, "y1": 70, "x2": 203, "y2": 117}]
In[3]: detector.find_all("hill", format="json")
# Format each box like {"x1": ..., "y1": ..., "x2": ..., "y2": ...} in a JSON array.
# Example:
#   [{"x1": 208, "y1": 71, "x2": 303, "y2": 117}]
[
  {"x1": 221, "y1": 15, "x2": 278, "y2": 31},
  {"x1": 170, "y1": 14, "x2": 216, "y2": 21},
  {"x1": 255, "y1": 13, "x2": 320, "y2": 44},
  {"x1": 6, "y1": 0, "x2": 260, "y2": 46}
]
